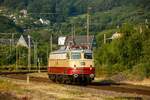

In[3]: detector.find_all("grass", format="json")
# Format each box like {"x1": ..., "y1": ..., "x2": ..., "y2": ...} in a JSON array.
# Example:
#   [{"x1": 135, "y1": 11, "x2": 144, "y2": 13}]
[
  {"x1": 0, "y1": 78, "x2": 29, "y2": 94},
  {"x1": 0, "y1": 79, "x2": 16, "y2": 91}
]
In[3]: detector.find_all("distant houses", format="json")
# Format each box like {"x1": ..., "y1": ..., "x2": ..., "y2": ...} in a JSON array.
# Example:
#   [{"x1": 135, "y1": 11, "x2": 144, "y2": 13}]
[
  {"x1": 107, "y1": 32, "x2": 122, "y2": 41},
  {"x1": 111, "y1": 32, "x2": 122, "y2": 39},
  {"x1": 20, "y1": 9, "x2": 27, "y2": 17},
  {"x1": 39, "y1": 18, "x2": 50, "y2": 25},
  {"x1": 16, "y1": 35, "x2": 34, "y2": 48}
]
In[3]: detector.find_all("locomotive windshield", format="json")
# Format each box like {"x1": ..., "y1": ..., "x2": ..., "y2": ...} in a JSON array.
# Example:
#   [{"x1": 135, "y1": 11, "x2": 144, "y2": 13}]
[
  {"x1": 84, "y1": 53, "x2": 92, "y2": 59},
  {"x1": 71, "y1": 52, "x2": 81, "y2": 59}
]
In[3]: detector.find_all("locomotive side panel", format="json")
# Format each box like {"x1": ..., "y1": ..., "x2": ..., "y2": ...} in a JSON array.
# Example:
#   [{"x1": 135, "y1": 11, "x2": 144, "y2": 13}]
[{"x1": 48, "y1": 59, "x2": 70, "y2": 74}]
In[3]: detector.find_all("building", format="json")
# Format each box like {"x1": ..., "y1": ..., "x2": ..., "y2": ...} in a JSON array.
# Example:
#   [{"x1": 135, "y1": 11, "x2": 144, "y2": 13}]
[
  {"x1": 110, "y1": 32, "x2": 122, "y2": 40},
  {"x1": 16, "y1": 35, "x2": 34, "y2": 48},
  {"x1": 20, "y1": 9, "x2": 27, "y2": 17},
  {"x1": 58, "y1": 35, "x2": 96, "y2": 50}
]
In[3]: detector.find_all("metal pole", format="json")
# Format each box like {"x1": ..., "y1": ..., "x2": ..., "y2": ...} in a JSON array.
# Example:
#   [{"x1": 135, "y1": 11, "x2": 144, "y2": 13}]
[
  {"x1": 72, "y1": 25, "x2": 74, "y2": 39},
  {"x1": 47, "y1": 46, "x2": 49, "y2": 64},
  {"x1": 104, "y1": 34, "x2": 106, "y2": 44},
  {"x1": 9, "y1": 39, "x2": 11, "y2": 65},
  {"x1": 11, "y1": 33, "x2": 14, "y2": 46},
  {"x1": 73, "y1": 24, "x2": 76, "y2": 38},
  {"x1": 18, "y1": 47, "x2": 20, "y2": 69},
  {"x1": 34, "y1": 41, "x2": 37, "y2": 70},
  {"x1": 16, "y1": 46, "x2": 18, "y2": 70},
  {"x1": 87, "y1": 9, "x2": 90, "y2": 46},
  {"x1": 28, "y1": 35, "x2": 31, "y2": 71},
  {"x1": 145, "y1": 19, "x2": 148, "y2": 29},
  {"x1": 10, "y1": 39, "x2": 12, "y2": 54},
  {"x1": 50, "y1": 34, "x2": 53, "y2": 52},
  {"x1": 38, "y1": 58, "x2": 40, "y2": 73}
]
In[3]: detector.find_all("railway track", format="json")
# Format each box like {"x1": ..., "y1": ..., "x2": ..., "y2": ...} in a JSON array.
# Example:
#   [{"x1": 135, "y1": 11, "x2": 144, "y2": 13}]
[
  {"x1": 1, "y1": 74, "x2": 150, "y2": 97},
  {"x1": 89, "y1": 83, "x2": 150, "y2": 96},
  {"x1": 0, "y1": 70, "x2": 47, "y2": 75}
]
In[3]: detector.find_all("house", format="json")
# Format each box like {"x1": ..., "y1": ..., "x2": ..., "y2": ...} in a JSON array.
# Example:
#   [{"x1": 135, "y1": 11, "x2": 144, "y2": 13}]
[
  {"x1": 16, "y1": 35, "x2": 34, "y2": 48},
  {"x1": 111, "y1": 32, "x2": 122, "y2": 39},
  {"x1": 39, "y1": 18, "x2": 50, "y2": 25},
  {"x1": 58, "y1": 35, "x2": 96, "y2": 50},
  {"x1": 20, "y1": 9, "x2": 27, "y2": 17}
]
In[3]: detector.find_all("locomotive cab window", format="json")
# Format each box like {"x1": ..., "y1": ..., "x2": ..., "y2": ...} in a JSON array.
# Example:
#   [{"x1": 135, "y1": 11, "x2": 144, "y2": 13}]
[
  {"x1": 84, "y1": 53, "x2": 92, "y2": 59},
  {"x1": 71, "y1": 52, "x2": 81, "y2": 59}
]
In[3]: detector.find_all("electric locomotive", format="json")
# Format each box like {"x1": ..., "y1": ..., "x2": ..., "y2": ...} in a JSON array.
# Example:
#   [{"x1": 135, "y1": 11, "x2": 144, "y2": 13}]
[{"x1": 47, "y1": 48, "x2": 95, "y2": 84}]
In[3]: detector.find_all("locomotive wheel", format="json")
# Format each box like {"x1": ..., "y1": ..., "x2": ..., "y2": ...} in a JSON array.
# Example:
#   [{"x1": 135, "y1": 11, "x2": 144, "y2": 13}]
[
  {"x1": 79, "y1": 78, "x2": 88, "y2": 86},
  {"x1": 49, "y1": 74, "x2": 56, "y2": 82},
  {"x1": 87, "y1": 78, "x2": 92, "y2": 84},
  {"x1": 56, "y1": 75, "x2": 64, "y2": 84},
  {"x1": 65, "y1": 76, "x2": 73, "y2": 84}
]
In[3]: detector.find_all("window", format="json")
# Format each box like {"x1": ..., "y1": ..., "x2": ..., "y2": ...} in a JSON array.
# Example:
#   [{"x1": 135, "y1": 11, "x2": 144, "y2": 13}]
[
  {"x1": 84, "y1": 53, "x2": 92, "y2": 59},
  {"x1": 71, "y1": 52, "x2": 81, "y2": 59}
]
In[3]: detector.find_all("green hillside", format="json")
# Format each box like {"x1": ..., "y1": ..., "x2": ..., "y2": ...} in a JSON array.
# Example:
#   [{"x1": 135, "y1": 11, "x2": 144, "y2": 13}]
[
  {"x1": 0, "y1": 16, "x2": 22, "y2": 33},
  {"x1": 0, "y1": 0, "x2": 150, "y2": 80},
  {"x1": 0, "y1": 0, "x2": 149, "y2": 33}
]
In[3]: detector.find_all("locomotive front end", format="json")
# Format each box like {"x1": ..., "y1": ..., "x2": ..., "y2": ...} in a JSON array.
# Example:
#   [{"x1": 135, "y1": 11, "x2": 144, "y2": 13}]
[
  {"x1": 68, "y1": 50, "x2": 95, "y2": 82},
  {"x1": 48, "y1": 49, "x2": 95, "y2": 84}
]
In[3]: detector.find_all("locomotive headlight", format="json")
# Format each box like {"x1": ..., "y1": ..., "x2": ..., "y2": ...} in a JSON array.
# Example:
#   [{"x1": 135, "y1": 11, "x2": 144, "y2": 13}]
[
  {"x1": 90, "y1": 74, "x2": 94, "y2": 78},
  {"x1": 90, "y1": 67, "x2": 92, "y2": 70},
  {"x1": 74, "y1": 74, "x2": 78, "y2": 78},
  {"x1": 90, "y1": 65, "x2": 92, "y2": 70},
  {"x1": 74, "y1": 65, "x2": 77, "y2": 69}
]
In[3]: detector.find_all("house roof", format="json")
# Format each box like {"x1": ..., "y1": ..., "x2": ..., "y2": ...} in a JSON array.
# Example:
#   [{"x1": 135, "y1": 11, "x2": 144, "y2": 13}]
[
  {"x1": 65, "y1": 35, "x2": 95, "y2": 46},
  {"x1": 16, "y1": 35, "x2": 34, "y2": 47},
  {"x1": 63, "y1": 35, "x2": 96, "y2": 50}
]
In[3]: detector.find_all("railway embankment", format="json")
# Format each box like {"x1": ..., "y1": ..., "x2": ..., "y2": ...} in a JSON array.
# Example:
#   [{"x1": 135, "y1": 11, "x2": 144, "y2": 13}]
[{"x1": 0, "y1": 72, "x2": 150, "y2": 100}]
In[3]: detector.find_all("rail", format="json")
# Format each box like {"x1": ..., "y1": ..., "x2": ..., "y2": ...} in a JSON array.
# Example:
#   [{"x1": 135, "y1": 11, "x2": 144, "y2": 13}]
[{"x1": 0, "y1": 70, "x2": 47, "y2": 75}]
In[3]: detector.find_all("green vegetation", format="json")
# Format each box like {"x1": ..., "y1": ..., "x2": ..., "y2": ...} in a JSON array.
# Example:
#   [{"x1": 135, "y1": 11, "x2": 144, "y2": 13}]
[
  {"x1": 0, "y1": 79, "x2": 17, "y2": 91},
  {"x1": 95, "y1": 23, "x2": 150, "y2": 80},
  {"x1": 0, "y1": 0, "x2": 150, "y2": 80},
  {"x1": 0, "y1": 16, "x2": 22, "y2": 33}
]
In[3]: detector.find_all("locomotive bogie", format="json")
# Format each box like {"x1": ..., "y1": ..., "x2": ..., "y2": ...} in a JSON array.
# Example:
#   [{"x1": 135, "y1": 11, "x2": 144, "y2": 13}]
[{"x1": 48, "y1": 74, "x2": 94, "y2": 85}]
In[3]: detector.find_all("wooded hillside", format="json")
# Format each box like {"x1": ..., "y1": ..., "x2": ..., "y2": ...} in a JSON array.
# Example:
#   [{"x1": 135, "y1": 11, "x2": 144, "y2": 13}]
[{"x1": 0, "y1": 0, "x2": 150, "y2": 80}]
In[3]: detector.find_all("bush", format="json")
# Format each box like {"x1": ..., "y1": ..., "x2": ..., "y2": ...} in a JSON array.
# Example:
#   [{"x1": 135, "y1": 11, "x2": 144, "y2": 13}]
[
  {"x1": 111, "y1": 64, "x2": 127, "y2": 74},
  {"x1": 129, "y1": 63, "x2": 148, "y2": 81},
  {"x1": 95, "y1": 64, "x2": 109, "y2": 77}
]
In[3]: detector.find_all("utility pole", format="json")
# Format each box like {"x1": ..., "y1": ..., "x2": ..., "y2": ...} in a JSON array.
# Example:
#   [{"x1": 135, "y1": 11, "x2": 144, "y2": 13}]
[
  {"x1": 38, "y1": 58, "x2": 41, "y2": 73},
  {"x1": 34, "y1": 41, "x2": 37, "y2": 70},
  {"x1": 145, "y1": 19, "x2": 148, "y2": 29},
  {"x1": 87, "y1": 7, "x2": 90, "y2": 46},
  {"x1": 50, "y1": 34, "x2": 53, "y2": 52},
  {"x1": 73, "y1": 24, "x2": 76, "y2": 38},
  {"x1": 28, "y1": 35, "x2": 31, "y2": 71},
  {"x1": 72, "y1": 24, "x2": 76, "y2": 39},
  {"x1": 47, "y1": 46, "x2": 49, "y2": 65},
  {"x1": 104, "y1": 34, "x2": 106, "y2": 44},
  {"x1": 16, "y1": 46, "x2": 18, "y2": 70},
  {"x1": 71, "y1": 24, "x2": 74, "y2": 39},
  {"x1": 11, "y1": 33, "x2": 14, "y2": 46},
  {"x1": 9, "y1": 38, "x2": 12, "y2": 64}
]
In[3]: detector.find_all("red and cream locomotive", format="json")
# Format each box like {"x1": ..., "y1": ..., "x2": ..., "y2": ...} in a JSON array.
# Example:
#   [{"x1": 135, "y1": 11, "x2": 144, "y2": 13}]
[{"x1": 47, "y1": 47, "x2": 95, "y2": 84}]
